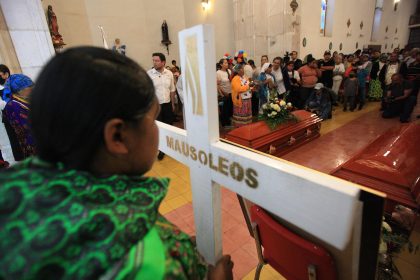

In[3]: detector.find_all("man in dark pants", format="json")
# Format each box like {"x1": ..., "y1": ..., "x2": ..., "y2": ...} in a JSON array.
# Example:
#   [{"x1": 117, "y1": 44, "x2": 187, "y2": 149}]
[
  {"x1": 382, "y1": 74, "x2": 415, "y2": 123},
  {"x1": 318, "y1": 51, "x2": 335, "y2": 89},
  {"x1": 147, "y1": 53, "x2": 176, "y2": 160}
]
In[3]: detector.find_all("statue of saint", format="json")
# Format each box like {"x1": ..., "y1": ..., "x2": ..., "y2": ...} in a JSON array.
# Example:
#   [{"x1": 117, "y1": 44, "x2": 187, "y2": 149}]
[
  {"x1": 112, "y1": 38, "x2": 126, "y2": 56},
  {"x1": 161, "y1": 21, "x2": 170, "y2": 43},
  {"x1": 47, "y1": 5, "x2": 65, "y2": 47}
]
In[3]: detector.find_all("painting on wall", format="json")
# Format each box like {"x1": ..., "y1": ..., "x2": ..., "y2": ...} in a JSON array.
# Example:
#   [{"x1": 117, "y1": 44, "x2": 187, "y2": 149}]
[
  {"x1": 339, "y1": 42, "x2": 343, "y2": 50},
  {"x1": 329, "y1": 42, "x2": 332, "y2": 50},
  {"x1": 302, "y1": 37, "x2": 307, "y2": 47}
]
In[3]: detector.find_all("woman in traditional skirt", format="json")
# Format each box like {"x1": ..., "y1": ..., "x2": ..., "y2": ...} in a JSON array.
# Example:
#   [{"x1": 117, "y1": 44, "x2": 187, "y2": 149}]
[
  {"x1": 231, "y1": 64, "x2": 251, "y2": 127},
  {"x1": 369, "y1": 54, "x2": 387, "y2": 101},
  {"x1": 2, "y1": 74, "x2": 36, "y2": 160}
]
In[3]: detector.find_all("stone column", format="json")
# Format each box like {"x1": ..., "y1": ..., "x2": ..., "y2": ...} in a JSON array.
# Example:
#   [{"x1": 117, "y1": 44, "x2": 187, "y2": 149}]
[
  {"x1": 0, "y1": 7, "x2": 20, "y2": 74},
  {"x1": 0, "y1": 0, "x2": 55, "y2": 79}
]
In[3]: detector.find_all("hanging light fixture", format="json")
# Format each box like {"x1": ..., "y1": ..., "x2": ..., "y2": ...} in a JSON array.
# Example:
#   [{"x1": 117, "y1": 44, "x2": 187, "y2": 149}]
[
  {"x1": 290, "y1": 0, "x2": 299, "y2": 15},
  {"x1": 202, "y1": 0, "x2": 210, "y2": 11}
]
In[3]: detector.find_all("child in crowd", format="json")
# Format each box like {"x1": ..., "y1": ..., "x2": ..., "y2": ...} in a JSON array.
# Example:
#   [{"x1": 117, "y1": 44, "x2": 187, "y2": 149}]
[{"x1": 343, "y1": 71, "x2": 358, "y2": 111}]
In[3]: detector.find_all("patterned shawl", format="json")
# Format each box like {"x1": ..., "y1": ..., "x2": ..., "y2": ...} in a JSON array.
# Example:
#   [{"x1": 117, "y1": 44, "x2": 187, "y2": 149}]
[{"x1": 0, "y1": 157, "x2": 207, "y2": 279}]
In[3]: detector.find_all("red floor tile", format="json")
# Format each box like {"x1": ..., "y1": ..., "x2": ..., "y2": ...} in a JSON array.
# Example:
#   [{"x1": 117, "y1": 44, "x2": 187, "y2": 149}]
[
  {"x1": 174, "y1": 203, "x2": 194, "y2": 218},
  {"x1": 231, "y1": 247, "x2": 258, "y2": 279}
]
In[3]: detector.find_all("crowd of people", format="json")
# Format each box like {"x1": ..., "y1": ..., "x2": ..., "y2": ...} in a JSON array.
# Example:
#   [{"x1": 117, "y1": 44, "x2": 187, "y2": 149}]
[
  {"x1": 1, "y1": 47, "x2": 418, "y2": 164},
  {"x1": 0, "y1": 44, "x2": 418, "y2": 279},
  {"x1": 213, "y1": 47, "x2": 419, "y2": 127}
]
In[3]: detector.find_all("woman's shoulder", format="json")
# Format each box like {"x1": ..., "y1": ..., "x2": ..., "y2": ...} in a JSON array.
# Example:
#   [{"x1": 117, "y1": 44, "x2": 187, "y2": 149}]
[{"x1": 0, "y1": 158, "x2": 170, "y2": 279}]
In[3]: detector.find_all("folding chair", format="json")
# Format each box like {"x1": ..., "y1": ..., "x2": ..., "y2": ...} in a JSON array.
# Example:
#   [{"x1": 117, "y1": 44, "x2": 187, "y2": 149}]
[{"x1": 237, "y1": 195, "x2": 337, "y2": 280}]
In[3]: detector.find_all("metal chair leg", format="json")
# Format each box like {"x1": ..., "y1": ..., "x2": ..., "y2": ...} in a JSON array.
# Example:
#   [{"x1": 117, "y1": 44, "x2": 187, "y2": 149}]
[
  {"x1": 254, "y1": 262, "x2": 265, "y2": 280},
  {"x1": 252, "y1": 222, "x2": 266, "y2": 280}
]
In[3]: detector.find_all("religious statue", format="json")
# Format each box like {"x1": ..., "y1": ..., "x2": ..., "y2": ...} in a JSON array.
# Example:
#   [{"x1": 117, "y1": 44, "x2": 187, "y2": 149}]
[
  {"x1": 161, "y1": 20, "x2": 172, "y2": 55},
  {"x1": 47, "y1": 5, "x2": 65, "y2": 49},
  {"x1": 112, "y1": 38, "x2": 126, "y2": 56}
]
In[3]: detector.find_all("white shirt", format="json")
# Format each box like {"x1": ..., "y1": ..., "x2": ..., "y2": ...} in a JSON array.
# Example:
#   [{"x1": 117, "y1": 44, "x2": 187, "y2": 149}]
[
  {"x1": 147, "y1": 68, "x2": 175, "y2": 104},
  {"x1": 244, "y1": 64, "x2": 253, "y2": 80},
  {"x1": 271, "y1": 67, "x2": 286, "y2": 95},
  {"x1": 333, "y1": 63, "x2": 345, "y2": 80},
  {"x1": 288, "y1": 70, "x2": 300, "y2": 82},
  {"x1": 216, "y1": 70, "x2": 232, "y2": 94},
  {"x1": 385, "y1": 64, "x2": 398, "y2": 86},
  {"x1": 239, "y1": 76, "x2": 252, "y2": 99}
]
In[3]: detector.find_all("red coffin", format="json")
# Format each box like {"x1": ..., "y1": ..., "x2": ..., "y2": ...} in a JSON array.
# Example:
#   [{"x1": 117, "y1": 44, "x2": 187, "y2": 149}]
[
  {"x1": 331, "y1": 123, "x2": 420, "y2": 212},
  {"x1": 225, "y1": 110, "x2": 322, "y2": 157}
]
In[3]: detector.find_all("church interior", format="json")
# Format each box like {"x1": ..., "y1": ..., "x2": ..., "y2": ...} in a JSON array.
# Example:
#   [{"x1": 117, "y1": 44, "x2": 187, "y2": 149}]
[{"x1": 0, "y1": 0, "x2": 420, "y2": 279}]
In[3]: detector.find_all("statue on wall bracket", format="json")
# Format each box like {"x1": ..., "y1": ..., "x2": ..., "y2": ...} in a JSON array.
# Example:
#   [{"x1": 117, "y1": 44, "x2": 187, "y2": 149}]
[
  {"x1": 47, "y1": 5, "x2": 65, "y2": 52},
  {"x1": 161, "y1": 20, "x2": 172, "y2": 55}
]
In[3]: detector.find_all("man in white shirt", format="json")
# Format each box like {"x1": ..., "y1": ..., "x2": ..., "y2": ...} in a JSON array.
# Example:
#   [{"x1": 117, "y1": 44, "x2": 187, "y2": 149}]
[
  {"x1": 271, "y1": 57, "x2": 287, "y2": 97},
  {"x1": 147, "y1": 52, "x2": 176, "y2": 160}
]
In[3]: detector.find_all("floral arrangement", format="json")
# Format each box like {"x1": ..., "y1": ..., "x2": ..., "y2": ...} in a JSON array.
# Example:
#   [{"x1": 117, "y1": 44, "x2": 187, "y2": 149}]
[{"x1": 259, "y1": 93, "x2": 297, "y2": 130}]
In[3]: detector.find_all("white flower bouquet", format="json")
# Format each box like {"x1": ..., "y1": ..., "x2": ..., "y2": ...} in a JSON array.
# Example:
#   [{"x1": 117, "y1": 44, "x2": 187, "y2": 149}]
[{"x1": 259, "y1": 96, "x2": 297, "y2": 130}]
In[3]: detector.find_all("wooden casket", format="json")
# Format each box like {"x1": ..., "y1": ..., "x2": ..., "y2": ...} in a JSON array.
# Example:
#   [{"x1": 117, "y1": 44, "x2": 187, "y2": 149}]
[
  {"x1": 331, "y1": 123, "x2": 420, "y2": 213},
  {"x1": 225, "y1": 110, "x2": 322, "y2": 157}
]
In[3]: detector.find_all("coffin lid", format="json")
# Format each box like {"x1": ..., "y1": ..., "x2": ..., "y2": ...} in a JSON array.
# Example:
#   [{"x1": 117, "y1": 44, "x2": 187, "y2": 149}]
[{"x1": 339, "y1": 123, "x2": 420, "y2": 191}]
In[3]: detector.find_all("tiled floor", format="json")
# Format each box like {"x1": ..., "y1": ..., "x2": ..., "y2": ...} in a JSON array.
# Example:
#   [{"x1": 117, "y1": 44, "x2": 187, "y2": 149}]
[{"x1": 146, "y1": 101, "x2": 420, "y2": 279}]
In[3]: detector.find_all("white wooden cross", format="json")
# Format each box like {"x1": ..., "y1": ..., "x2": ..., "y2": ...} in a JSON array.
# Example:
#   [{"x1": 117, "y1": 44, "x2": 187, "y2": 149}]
[{"x1": 157, "y1": 25, "x2": 362, "y2": 265}]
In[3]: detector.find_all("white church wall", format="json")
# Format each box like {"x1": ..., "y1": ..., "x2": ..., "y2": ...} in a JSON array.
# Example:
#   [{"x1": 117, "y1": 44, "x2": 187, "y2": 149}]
[
  {"x1": 0, "y1": 8, "x2": 21, "y2": 74},
  {"x1": 38, "y1": 0, "x2": 235, "y2": 69},
  {"x1": 83, "y1": 0, "x2": 186, "y2": 69},
  {"x1": 267, "y1": 0, "x2": 301, "y2": 61},
  {"x1": 39, "y1": 0, "x2": 187, "y2": 68},
  {"x1": 234, "y1": 0, "x2": 417, "y2": 63},
  {"x1": 299, "y1": 0, "x2": 416, "y2": 59},
  {"x1": 1, "y1": 0, "x2": 54, "y2": 79},
  {"x1": 299, "y1": 0, "x2": 376, "y2": 59},
  {"x1": 183, "y1": 0, "x2": 235, "y2": 60},
  {"x1": 374, "y1": 0, "x2": 417, "y2": 52},
  {"x1": 41, "y1": 0, "x2": 93, "y2": 48}
]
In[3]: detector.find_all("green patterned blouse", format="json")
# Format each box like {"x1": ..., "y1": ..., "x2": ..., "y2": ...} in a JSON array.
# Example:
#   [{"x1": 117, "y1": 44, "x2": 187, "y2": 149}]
[{"x1": 0, "y1": 157, "x2": 207, "y2": 279}]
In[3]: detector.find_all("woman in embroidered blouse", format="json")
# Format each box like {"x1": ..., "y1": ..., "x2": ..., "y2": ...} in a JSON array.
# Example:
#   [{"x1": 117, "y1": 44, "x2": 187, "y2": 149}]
[
  {"x1": 231, "y1": 64, "x2": 252, "y2": 127},
  {"x1": 257, "y1": 63, "x2": 275, "y2": 112},
  {"x1": 0, "y1": 47, "x2": 233, "y2": 280},
  {"x1": 2, "y1": 74, "x2": 36, "y2": 160}
]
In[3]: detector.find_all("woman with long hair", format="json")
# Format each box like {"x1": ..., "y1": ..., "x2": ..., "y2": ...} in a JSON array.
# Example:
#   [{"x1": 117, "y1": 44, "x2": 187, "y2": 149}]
[
  {"x1": 0, "y1": 47, "x2": 233, "y2": 280},
  {"x1": 217, "y1": 58, "x2": 233, "y2": 127}
]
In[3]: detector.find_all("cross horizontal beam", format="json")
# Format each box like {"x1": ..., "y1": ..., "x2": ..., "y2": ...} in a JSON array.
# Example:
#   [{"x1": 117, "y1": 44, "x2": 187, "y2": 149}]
[{"x1": 157, "y1": 121, "x2": 360, "y2": 250}]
